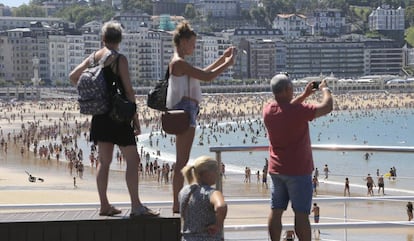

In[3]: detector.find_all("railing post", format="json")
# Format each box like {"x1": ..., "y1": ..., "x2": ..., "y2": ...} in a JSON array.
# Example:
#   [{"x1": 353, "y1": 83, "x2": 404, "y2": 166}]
[
  {"x1": 215, "y1": 150, "x2": 223, "y2": 192},
  {"x1": 344, "y1": 199, "x2": 348, "y2": 241}
]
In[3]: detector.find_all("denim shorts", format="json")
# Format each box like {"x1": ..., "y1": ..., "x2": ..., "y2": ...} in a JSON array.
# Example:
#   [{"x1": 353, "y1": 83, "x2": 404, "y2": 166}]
[
  {"x1": 270, "y1": 174, "x2": 313, "y2": 214},
  {"x1": 172, "y1": 98, "x2": 199, "y2": 127}
]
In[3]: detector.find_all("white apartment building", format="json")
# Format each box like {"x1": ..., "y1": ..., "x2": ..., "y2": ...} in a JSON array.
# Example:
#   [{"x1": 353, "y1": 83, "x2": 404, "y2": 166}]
[
  {"x1": 49, "y1": 34, "x2": 84, "y2": 85},
  {"x1": 272, "y1": 13, "x2": 309, "y2": 38},
  {"x1": 369, "y1": 5, "x2": 405, "y2": 31},
  {"x1": 195, "y1": 0, "x2": 239, "y2": 18},
  {"x1": 120, "y1": 30, "x2": 164, "y2": 85}
]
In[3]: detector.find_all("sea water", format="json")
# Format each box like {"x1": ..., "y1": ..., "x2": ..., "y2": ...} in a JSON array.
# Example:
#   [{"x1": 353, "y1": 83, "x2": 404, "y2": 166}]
[{"x1": 138, "y1": 108, "x2": 414, "y2": 193}]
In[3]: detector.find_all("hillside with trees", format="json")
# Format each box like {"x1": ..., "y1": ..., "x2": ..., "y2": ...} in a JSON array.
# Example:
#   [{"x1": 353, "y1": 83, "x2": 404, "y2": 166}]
[{"x1": 8, "y1": 0, "x2": 414, "y2": 45}]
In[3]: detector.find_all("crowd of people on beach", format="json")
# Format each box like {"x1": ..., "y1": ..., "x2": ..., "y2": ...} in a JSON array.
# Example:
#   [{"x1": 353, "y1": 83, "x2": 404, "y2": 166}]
[{"x1": 0, "y1": 92, "x2": 413, "y2": 184}]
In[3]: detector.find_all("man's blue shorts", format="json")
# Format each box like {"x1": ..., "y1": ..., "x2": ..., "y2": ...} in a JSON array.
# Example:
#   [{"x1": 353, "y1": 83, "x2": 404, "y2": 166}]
[
  {"x1": 173, "y1": 98, "x2": 199, "y2": 127},
  {"x1": 270, "y1": 174, "x2": 313, "y2": 214}
]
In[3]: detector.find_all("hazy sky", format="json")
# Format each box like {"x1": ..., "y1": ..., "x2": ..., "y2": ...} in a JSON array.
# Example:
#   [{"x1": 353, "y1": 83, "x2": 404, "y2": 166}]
[{"x1": 2, "y1": 0, "x2": 30, "y2": 8}]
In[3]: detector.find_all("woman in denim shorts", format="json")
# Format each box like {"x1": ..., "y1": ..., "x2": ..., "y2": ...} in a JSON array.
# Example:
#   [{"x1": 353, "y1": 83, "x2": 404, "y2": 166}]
[{"x1": 166, "y1": 21, "x2": 236, "y2": 213}]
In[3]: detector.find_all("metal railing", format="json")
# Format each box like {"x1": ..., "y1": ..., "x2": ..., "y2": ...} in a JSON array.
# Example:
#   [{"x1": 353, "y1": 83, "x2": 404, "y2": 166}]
[
  {"x1": 210, "y1": 144, "x2": 414, "y2": 191},
  {"x1": 208, "y1": 144, "x2": 414, "y2": 240}
]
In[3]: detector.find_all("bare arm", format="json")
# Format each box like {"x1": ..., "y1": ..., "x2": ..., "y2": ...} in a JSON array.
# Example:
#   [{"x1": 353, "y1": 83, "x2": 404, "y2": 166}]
[
  {"x1": 69, "y1": 54, "x2": 92, "y2": 85},
  {"x1": 314, "y1": 80, "x2": 333, "y2": 118},
  {"x1": 207, "y1": 190, "x2": 227, "y2": 235},
  {"x1": 204, "y1": 47, "x2": 235, "y2": 72},
  {"x1": 171, "y1": 47, "x2": 235, "y2": 82},
  {"x1": 291, "y1": 81, "x2": 314, "y2": 104}
]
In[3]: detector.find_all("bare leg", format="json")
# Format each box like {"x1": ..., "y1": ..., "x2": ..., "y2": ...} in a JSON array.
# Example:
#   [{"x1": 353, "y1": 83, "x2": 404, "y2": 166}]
[
  {"x1": 294, "y1": 212, "x2": 311, "y2": 241},
  {"x1": 268, "y1": 209, "x2": 283, "y2": 241},
  {"x1": 97, "y1": 142, "x2": 114, "y2": 211},
  {"x1": 119, "y1": 145, "x2": 142, "y2": 210},
  {"x1": 172, "y1": 127, "x2": 195, "y2": 213}
]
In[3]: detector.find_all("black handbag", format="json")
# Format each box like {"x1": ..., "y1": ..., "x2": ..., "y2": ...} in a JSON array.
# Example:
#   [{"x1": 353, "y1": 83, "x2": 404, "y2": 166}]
[
  {"x1": 147, "y1": 67, "x2": 170, "y2": 111},
  {"x1": 109, "y1": 92, "x2": 136, "y2": 123},
  {"x1": 108, "y1": 56, "x2": 136, "y2": 123}
]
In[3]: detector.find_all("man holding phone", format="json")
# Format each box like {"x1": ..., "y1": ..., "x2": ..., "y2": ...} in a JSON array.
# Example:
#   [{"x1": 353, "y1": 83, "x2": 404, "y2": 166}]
[{"x1": 263, "y1": 73, "x2": 333, "y2": 241}]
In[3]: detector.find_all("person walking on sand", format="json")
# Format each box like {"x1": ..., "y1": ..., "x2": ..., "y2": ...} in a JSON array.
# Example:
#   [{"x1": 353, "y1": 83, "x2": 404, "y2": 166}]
[
  {"x1": 323, "y1": 164, "x2": 329, "y2": 180},
  {"x1": 167, "y1": 21, "x2": 236, "y2": 213},
  {"x1": 365, "y1": 174, "x2": 375, "y2": 196},
  {"x1": 263, "y1": 73, "x2": 333, "y2": 241},
  {"x1": 312, "y1": 176, "x2": 319, "y2": 196},
  {"x1": 311, "y1": 203, "x2": 320, "y2": 234},
  {"x1": 69, "y1": 21, "x2": 158, "y2": 217},
  {"x1": 407, "y1": 201, "x2": 413, "y2": 221},
  {"x1": 344, "y1": 177, "x2": 350, "y2": 196},
  {"x1": 377, "y1": 175, "x2": 385, "y2": 195}
]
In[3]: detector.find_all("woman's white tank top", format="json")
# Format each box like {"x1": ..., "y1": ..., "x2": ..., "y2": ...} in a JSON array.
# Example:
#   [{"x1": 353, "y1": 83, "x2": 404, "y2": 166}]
[{"x1": 166, "y1": 74, "x2": 201, "y2": 109}]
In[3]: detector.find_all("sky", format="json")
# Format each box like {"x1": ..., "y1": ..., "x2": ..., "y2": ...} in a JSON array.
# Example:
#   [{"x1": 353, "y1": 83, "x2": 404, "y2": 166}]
[{"x1": 1, "y1": 0, "x2": 30, "y2": 8}]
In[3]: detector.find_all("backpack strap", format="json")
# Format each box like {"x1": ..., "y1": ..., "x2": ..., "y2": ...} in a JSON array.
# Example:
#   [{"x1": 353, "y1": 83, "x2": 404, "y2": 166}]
[{"x1": 98, "y1": 50, "x2": 117, "y2": 67}]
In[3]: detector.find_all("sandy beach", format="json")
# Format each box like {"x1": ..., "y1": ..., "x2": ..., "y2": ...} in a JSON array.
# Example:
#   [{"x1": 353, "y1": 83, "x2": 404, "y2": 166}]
[{"x1": 1, "y1": 92, "x2": 414, "y2": 240}]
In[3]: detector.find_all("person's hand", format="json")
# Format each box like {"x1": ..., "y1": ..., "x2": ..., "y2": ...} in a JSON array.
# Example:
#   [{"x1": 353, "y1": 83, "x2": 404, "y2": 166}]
[
  {"x1": 224, "y1": 48, "x2": 236, "y2": 66},
  {"x1": 304, "y1": 81, "x2": 315, "y2": 97},
  {"x1": 223, "y1": 46, "x2": 236, "y2": 57},
  {"x1": 319, "y1": 79, "x2": 328, "y2": 89},
  {"x1": 133, "y1": 115, "x2": 141, "y2": 135}
]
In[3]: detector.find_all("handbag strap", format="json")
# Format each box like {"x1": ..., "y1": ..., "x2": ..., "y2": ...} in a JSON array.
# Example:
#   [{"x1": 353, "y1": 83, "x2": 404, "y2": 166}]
[{"x1": 112, "y1": 54, "x2": 126, "y2": 95}]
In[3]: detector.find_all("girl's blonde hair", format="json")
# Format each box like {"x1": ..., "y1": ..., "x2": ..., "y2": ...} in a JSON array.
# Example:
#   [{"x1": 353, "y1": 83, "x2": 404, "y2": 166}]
[
  {"x1": 173, "y1": 20, "x2": 197, "y2": 47},
  {"x1": 181, "y1": 156, "x2": 218, "y2": 184}
]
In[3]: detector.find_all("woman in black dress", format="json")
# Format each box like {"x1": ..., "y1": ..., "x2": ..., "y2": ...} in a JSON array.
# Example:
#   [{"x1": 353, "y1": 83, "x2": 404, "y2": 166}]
[{"x1": 69, "y1": 21, "x2": 158, "y2": 217}]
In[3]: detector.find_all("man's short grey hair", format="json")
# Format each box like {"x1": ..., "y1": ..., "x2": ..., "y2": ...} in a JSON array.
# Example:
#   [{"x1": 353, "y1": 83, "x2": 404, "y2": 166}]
[{"x1": 270, "y1": 73, "x2": 291, "y2": 94}]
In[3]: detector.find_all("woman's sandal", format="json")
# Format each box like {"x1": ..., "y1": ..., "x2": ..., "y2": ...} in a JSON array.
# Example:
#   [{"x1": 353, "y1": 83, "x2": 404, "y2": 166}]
[
  {"x1": 99, "y1": 205, "x2": 122, "y2": 216},
  {"x1": 130, "y1": 206, "x2": 160, "y2": 218}
]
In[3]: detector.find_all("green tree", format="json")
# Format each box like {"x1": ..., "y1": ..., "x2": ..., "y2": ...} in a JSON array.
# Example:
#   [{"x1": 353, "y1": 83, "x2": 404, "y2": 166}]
[
  {"x1": 406, "y1": 26, "x2": 414, "y2": 46},
  {"x1": 184, "y1": 4, "x2": 196, "y2": 19},
  {"x1": 56, "y1": 5, "x2": 114, "y2": 28},
  {"x1": 13, "y1": 3, "x2": 46, "y2": 17},
  {"x1": 250, "y1": 7, "x2": 269, "y2": 28}
]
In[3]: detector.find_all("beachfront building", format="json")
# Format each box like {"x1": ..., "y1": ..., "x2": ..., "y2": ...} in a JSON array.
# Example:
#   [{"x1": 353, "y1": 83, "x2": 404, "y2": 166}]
[
  {"x1": 120, "y1": 30, "x2": 164, "y2": 85},
  {"x1": 285, "y1": 36, "x2": 365, "y2": 79},
  {"x1": 0, "y1": 23, "x2": 51, "y2": 85},
  {"x1": 49, "y1": 34, "x2": 84, "y2": 86},
  {"x1": 249, "y1": 39, "x2": 279, "y2": 81},
  {"x1": 230, "y1": 28, "x2": 283, "y2": 80},
  {"x1": 272, "y1": 13, "x2": 309, "y2": 38},
  {"x1": 364, "y1": 39, "x2": 403, "y2": 76}
]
